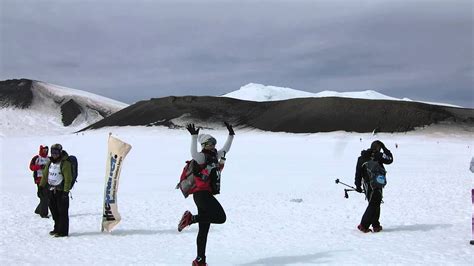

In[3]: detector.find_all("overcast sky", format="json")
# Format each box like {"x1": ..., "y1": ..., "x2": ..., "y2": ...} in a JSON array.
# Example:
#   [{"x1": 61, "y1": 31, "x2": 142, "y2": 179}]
[{"x1": 1, "y1": 0, "x2": 472, "y2": 107}]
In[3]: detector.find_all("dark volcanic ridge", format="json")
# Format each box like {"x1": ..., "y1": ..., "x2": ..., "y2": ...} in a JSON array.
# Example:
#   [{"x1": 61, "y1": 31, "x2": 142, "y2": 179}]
[
  {"x1": 80, "y1": 96, "x2": 474, "y2": 133},
  {"x1": 0, "y1": 79, "x2": 33, "y2": 108}
]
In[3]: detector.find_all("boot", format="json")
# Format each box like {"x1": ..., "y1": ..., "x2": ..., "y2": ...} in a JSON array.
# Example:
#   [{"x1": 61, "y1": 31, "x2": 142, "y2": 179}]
[
  {"x1": 372, "y1": 225, "x2": 383, "y2": 232},
  {"x1": 178, "y1": 210, "x2": 192, "y2": 232},
  {"x1": 192, "y1": 256, "x2": 207, "y2": 266},
  {"x1": 357, "y1": 224, "x2": 372, "y2": 233}
]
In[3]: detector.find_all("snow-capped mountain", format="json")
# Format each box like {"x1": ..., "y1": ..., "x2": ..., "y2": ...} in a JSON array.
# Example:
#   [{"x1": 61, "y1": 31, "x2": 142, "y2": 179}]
[
  {"x1": 0, "y1": 79, "x2": 128, "y2": 137},
  {"x1": 223, "y1": 83, "x2": 461, "y2": 107}
]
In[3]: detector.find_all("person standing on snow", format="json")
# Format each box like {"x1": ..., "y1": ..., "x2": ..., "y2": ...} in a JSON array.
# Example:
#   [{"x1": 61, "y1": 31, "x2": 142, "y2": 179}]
[
  {"x1": 178, "y1": 122, "x2": 235, "y2": 266},
  {"x1": 29, "y1": 145, "x2": 50, "y2": 218},
  {"x1": 354, "y1": 140, "x2": 393, "y2": 233},
  {"x1": 39, "y1": 143, "x2": 73, "y2": 237}
]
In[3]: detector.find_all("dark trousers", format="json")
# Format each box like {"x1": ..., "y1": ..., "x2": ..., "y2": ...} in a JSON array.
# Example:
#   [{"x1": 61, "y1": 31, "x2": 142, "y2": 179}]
[
  {"x1": 49, "y1": 190, "x2": 69, "y2": 235},
  {"x1": 360, "y1": 184, "x2": 383, "y2": 228},
  {"x1": 193, "y1": 191, "x2": 226, "y2": 259},
  {"x1": 35, "y1": 185, "x2": 49, "y2": 216}
]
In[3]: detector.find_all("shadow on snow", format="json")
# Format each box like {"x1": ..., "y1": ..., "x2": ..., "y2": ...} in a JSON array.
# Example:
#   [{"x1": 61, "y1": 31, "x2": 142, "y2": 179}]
[
  {"x1": 70, "y1": 228, "x2": 184, "y2": 237},
  {"x1": 70, "y1": 212, "x2": 101, "y2": 218},
  {"x1": 382, "y1": 223, "x2": 451, "y2": 233},
  {"x1": 239, "y1": 250, "x2": 349, "y2": 265}
]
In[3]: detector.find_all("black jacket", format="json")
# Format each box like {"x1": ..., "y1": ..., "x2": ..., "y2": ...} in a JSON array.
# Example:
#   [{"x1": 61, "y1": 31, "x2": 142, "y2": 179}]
[{"x1": 355, "y1": 148, "x2": 393, "y2": 188}]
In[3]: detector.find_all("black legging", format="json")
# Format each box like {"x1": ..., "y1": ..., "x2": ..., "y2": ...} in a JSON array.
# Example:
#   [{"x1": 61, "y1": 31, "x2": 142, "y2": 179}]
[
  {"x1": 360, "y1": 184, "x2": 382, "y2": 228},
  {"x1": 193, "y1": 190, "x2": 226, "y2": 259},
  {"x1": 49, "y1": 190, "x2": 69, "y2": 235},
  {"x1": 35, "y1": 185, "x2": 49, "y2": 216}
]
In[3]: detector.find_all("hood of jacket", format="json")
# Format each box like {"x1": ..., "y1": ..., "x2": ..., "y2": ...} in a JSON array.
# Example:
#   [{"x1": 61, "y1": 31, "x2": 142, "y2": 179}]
[{"x1": 39, "y1": 145, "x2": 49, "y2": 157}]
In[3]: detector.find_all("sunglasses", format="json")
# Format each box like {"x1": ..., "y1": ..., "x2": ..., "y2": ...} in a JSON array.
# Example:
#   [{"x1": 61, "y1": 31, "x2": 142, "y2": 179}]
[
  {"x1": 51, "y1": 149, "x2": 61, "y2": 155},
  {"x1": 203, "y1": 139, "x2": 216, "y2": 146}
]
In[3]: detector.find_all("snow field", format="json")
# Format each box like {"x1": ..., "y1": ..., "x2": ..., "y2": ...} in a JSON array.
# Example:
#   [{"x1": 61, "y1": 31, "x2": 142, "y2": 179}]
[{"x1": 0, "y1": 126, "x2": 473, "y2": 265}]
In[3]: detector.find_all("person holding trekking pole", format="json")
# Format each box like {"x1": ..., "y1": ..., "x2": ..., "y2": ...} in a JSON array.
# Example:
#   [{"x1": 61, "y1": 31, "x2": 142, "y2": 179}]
[
  {"x1": 355, "y1": 140, "x2": 393, "y2": 233},
  {"x1": 178, "y1": 122, "x2": 234, "y2": 266}
]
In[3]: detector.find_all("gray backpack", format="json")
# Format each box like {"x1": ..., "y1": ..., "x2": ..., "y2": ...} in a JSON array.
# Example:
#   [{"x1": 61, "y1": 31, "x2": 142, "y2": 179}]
[{"x1": 362, "y1": 159, "x2": 387, "y2": 189}]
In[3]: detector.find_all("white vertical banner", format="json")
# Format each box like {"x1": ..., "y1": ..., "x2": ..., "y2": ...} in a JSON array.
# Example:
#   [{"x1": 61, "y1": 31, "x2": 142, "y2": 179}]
[{"x1": 101, "y1": 135, "x2": 132, "y2": 232}]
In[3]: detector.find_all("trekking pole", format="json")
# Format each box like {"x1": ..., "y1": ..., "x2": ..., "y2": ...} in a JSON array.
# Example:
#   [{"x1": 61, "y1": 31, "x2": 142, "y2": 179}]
[
  {"x1": 335, "y1": 179, "x2": 357, "y2": 190},
  {"x1": 344, "y1": 188, "x2": 356, "y2": 199},
  {"x1": 335, "y1": 179, "x2": 364, "y2": 199}
]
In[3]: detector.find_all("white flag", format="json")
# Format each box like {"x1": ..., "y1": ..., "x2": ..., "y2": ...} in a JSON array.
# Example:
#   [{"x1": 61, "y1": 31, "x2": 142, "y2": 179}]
[{"x1": 101, "y1": 135, "x2": 132, "y2": 232}]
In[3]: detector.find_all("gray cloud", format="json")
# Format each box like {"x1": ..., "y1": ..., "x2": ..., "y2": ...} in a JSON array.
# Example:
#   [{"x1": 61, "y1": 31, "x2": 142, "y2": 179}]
[{"x1": 1, "y1": 0, "x2": 472, "y2": 107}]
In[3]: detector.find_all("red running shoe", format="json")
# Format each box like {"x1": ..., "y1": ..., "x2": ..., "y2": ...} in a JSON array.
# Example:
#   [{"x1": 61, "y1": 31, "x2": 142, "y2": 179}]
[
  {"x1": 357, "y1": 224, "x2": 372, "y2": 233},
  {"x1": 178, "y1": 210, "x2": 192, "y2": 232},
  {"x1": 192, "y1": 256, "x2": 207, "y2": 266},
  {"x1": 372, "y1": 225, "x2": 383, "y2": 232}
]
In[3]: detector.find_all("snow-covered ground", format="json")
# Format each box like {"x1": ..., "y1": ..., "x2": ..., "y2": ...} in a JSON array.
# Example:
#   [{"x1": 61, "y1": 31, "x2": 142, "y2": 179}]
[
  {"x1": 223, "y1": 83, "x2": 462, "y2": 107},
  {"x1": 0, "y1": 126, "x2": 473, "y2": 265}
]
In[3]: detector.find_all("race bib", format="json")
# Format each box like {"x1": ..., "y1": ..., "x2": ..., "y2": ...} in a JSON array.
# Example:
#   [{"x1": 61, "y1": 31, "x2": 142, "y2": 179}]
[{"x1": 48, "y1": 162, "x2": 64, "y2": 186}]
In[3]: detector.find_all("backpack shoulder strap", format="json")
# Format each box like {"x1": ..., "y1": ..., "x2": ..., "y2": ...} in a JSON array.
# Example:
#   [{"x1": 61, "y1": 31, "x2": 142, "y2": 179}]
[
  {"x1": 59, "y1": 157, "x2": 72, "y2": 175},
  {"x1": 190, "y1": 159, "x2": 203, "y2": 174},
  {"x1": 30, "y1": 155, "x2": 39, "y2": 166},
  {"x1": 361, "y1": 157, "x2": 372, "y2": 168}
]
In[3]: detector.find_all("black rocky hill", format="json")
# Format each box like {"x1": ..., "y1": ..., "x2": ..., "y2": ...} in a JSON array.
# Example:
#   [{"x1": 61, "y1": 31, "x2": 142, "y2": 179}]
[
  {"x1": 0, "y1": 79, "x2": 33, "y2": 108},
  {"x1": 80, "y1": 96, "x2": 474, "y2": 133}
]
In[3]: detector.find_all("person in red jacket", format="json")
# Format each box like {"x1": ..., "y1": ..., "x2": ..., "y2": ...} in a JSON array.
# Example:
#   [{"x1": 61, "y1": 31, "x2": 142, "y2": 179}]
[
  {"x1": 178, "y1": 123, "x2": 234, "y2": 266},
  {"x1": 29, "y1": 145, "x2": 50, "y2": 218}
]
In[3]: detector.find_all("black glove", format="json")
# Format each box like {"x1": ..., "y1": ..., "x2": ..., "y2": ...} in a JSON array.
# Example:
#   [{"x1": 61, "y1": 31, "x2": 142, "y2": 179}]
[
  {"x1": 374, "y1": 152, "x2": 383, "y2": 161},
  {"x1": 186, "y1": 124, "x2": 199, "y2": 135},
  {"x1": 380, "y1": 141, "x2": 385, "y2": 149},
  {"x1": 355, "y1": 185, "x2": 363, "y2": 193},
  {"x1": 224, "y1": 122, "x2": 235, "y2": 135}
]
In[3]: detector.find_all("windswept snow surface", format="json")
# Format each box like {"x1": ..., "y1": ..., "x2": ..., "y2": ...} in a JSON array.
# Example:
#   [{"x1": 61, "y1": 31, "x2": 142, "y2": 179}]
[
  {"x1": 0, "y1": 81, "x2": 128, "y2": 137},
  {"x1": 223, "y1": 83, "x2": 462, "y2": 107},
  {"x1": 1, "y1": 126, "x2": 473, "y2": 265}
]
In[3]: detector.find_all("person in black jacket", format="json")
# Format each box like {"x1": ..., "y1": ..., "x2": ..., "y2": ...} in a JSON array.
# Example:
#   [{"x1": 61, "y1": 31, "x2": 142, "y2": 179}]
[{"x1": 355, "y1": 140, "x2": 393, "y2": 233}]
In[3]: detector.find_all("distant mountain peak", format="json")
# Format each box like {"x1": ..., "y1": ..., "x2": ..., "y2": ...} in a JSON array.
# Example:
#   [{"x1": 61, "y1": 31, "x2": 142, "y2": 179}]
[
  {"x1": 222, "y1": 83, "x2": 460, "y2": 107},
  {"x1": 223, "y1": 83, "x2": 315, "y2": 102}
]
